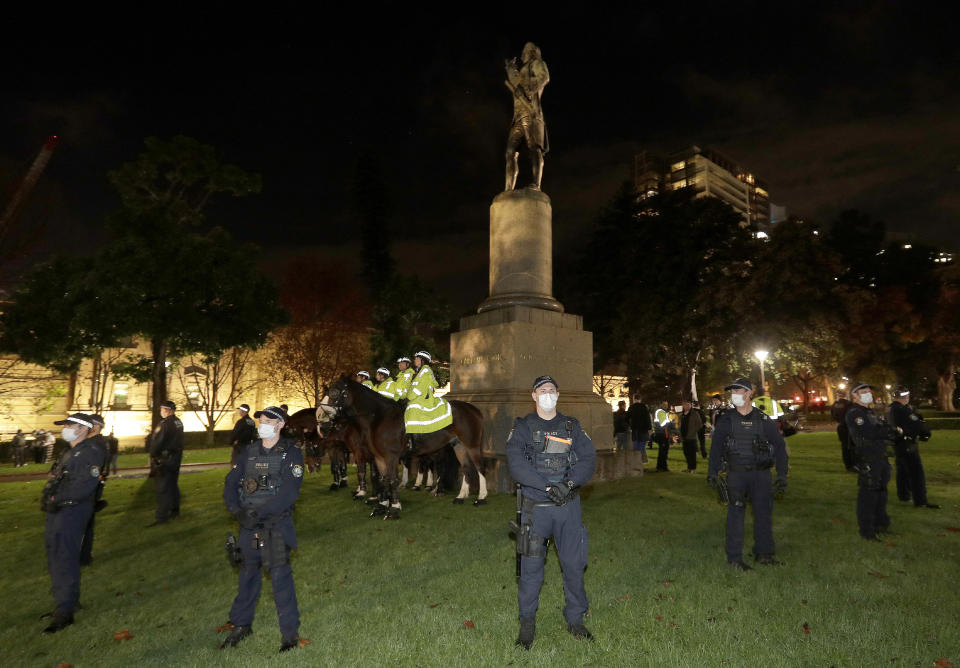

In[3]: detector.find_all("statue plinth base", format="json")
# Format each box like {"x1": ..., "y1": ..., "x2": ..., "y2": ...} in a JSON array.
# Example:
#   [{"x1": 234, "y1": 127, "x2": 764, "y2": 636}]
[{"x1": 448, "y1": 305, "x2": 631, "y2": 493}]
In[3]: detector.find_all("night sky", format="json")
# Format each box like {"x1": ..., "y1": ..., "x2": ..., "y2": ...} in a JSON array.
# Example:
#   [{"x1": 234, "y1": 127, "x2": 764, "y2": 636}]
[{"x1": 2, "y1": 3, "x2": 958, "y2": 315}]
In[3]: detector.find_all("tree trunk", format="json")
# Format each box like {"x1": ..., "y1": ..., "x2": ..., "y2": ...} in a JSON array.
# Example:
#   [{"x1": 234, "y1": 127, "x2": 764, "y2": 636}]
[
  {"x1": 90, "y1": 351, "x2": 102, "y2": 411},
  {"x1": 205, "y1": 424, "x2": 216, "y2": 445},
  {"x1": 937, "y1": 364, "x2": 956, "y2": 412},
  {"x1": 151, "y1": 338, "x2": 168, "y2": 430}
]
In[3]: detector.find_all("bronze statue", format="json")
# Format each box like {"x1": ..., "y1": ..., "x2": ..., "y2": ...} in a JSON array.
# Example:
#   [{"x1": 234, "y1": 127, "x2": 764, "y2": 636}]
[{"x1": 504, "y1": 42, "x2": 549, "y2": 191}]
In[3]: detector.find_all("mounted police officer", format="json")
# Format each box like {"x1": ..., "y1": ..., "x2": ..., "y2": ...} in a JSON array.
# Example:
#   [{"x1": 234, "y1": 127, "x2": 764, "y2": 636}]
[
  {"x1": 887, "y1": 384, "x2": 938, "y2": 509},
  {"x1": 374, "y1": 367, "x2": 397, "y2": 400},
  {"x1": 506, "y1": 375, "x2": 597, "y2": 649},
  {"x1": 40, "y1": 413, "x2": 102, "y2": 633},
  {"x1": 230, "y1": 403, "x2": 257, "y2": 465},
  {"x1": 355, "y1": 370, "x2": 374, "y2": 388},
  {"x1": 219, "y1": 406, "x2": 304, "y2": 652},
  {"x1": 79, "y1": 414, "x2": 110, "y2": 567},
  {"x1": 707, "y1": 378, "x2": 788, "y2": 571},
  {"x1": 148, "y1": 400, "x2": 184, "y2": 527},
  {"x1": 395, "y1": 356, "x2": 414, "y2": 404},
  {"x1": 846, "y1": 382, "x2": 899, "y2": 540}
]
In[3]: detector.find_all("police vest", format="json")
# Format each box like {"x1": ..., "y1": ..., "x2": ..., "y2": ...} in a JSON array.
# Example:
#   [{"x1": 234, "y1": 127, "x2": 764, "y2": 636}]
[
  {"x1": 527, "y1": 416, "x2": 577, "y2": 483},
  {"x1": 726, "y1": 410, "x2": 774, "y2": 469},
  {"x1": 239, "y1": 443, "x2": 289, "y2": 508}
]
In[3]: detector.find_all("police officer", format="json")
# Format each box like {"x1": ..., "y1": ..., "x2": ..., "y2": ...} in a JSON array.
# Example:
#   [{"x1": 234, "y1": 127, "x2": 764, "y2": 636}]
[
  {"x1": 374, "y1": 367, "x2": 397, "y2": 400},
  {"x1": 355, "y1": 371, "x2": 373, "y2": 388},
  {"x1": 846, "y1": 382, "x2": 898, "y2": 540},
  {"x1": 148, "y1": 400, "x2": 184, "y2": 527},
  {"x1": 230, "y1": 404, "x2": 257, "y2": 465},
  {"x1": 79, "y1": 414, "x2": 110, "y2": 567},
  {"x1": 887, "y1": 384, "x2": 938, "y2": 509},
  {"x1": 506, "y1": 375, "x2": 597, "y2": 649},
  {"x1": 707, "y1": 378, "x2": 788, "y2": 570},
  {"x1": 830, "y1": 392, "x2": 856, "y2": 471},
  {"x1": 41, "y1": 413, "x2": 102, "y2": 633},
  {"x1": 395, "y1": 357, "x2": 414, "y2": 403},
  {"x1": 219, "y1": 406, "x2": 304, "y2": 652}
]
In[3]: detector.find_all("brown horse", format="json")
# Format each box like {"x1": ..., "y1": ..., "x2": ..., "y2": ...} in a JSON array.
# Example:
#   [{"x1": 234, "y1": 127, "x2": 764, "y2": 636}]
[{"x1": 327, "y1": 375, "x2": 487, "y2": 518}]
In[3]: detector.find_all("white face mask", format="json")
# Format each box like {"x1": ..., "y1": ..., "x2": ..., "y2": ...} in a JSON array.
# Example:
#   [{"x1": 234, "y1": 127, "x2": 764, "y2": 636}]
[
  {"x1": 258, "y1": 423, "x2": 277, "y2": 439},
  {"x1": 730, "y1": 393, "x2": 746, "y2": 407},
  {"x1": 859, "y1": 392, "x2": 873, "y2": 405},
  {"x1": 61, "y1": 427, "x2": 79, "y2": 442},
  {"x1": 537, "y1": 393, "x2": 558, "y2": 412}
]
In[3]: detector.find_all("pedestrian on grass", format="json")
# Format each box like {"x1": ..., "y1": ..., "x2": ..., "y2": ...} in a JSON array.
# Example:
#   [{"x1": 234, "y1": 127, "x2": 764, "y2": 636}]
[
  {"x1": 846, "y1": 382, "x2": 897, "y2": 540},
  {"x1": 707, "y1": 378, "x2": 788, "y2": 570},
  {"x1": 106, "y1": 430, "x2": 119, "y2": 475},
  {"x1": 887, "y1": 384, "x2": 938, "y2": 509},
  {"x1": 12, "y1": 428, "x2": 27, "y2": 466},
  {"x1": 43, "y1": 429, "x2": 56, "y2": 463},
  {"x1": 680, "y1": 400, "x2": 703, "y2": 472},
  {"x1": 40, "y1": 413, "x2": 101, "y2": 633},
  {"x1": 230, "y1": 404, "x2": 257, "y2": 465},
  {"x1": 506, "y1": 375, "x2": 597, "y2": 650},
  {"x1": 613, "y1": 400, "x2": 629, "y2": 452},
  {"x1": 653, "y1": 401, "x2": 672, "y2": 471},
  {"x1": 627, "y1": 394, "x2": 651, "y2": 464},
  {"x1": 147, "y1": 400, "x2": 184, "y2": 527},
  {"x1": 219, "y1": 406, "x2": 304, "y2": 653}
]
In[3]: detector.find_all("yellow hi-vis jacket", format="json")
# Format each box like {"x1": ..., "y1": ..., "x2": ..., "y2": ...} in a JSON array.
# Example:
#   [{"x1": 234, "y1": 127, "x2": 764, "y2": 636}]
[{"x1": 403, "y1": 364, "x2": 453, "y2": 433}]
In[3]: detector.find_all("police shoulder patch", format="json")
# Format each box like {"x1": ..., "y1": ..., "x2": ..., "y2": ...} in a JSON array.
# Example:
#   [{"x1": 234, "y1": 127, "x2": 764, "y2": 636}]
[
  {"x1": 292, "y1": 464, "x2": 304, "y2": 478},
  {"x1": 90, "y1": 465, "x2": 100, "y2": 477},
  {"x1": 910, "y1": 414, "x2": 919, "y2": 421},
  {"x1": 855, "y1": 417, "x2": 864, "y2": 425}
]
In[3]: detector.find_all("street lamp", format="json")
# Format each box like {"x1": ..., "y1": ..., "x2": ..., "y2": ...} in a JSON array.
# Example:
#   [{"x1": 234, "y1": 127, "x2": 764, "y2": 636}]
[{"x1": 754, "y1": 350, "x2": 769, "y2": 393}]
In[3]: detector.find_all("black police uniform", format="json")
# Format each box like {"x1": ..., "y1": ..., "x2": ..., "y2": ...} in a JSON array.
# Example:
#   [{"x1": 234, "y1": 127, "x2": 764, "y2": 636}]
[
  {"x1": 150, "y1": 413, "x2": 184, "y2": 523},
  {"x1": 708, "y1": 407, "x2": 788, "y2": 564},
  {"x1": 223, "y1": 437, "x2": 304, "y2": 641},
  {"x1": 831, "y1": 398, "x2": 856, "y2": 471},
  {"x1": 79, "y1": 434, "x2": 111, "y2": 566},
  {"x1": 230, "y1": 414, "x2": 257, "y2": 464},
  {"x1": 846, "y1": 403, "x2": 894, "y2": 539},
  {"x1": 887, "y1": 401, "x2": 933, "y2": 507},
  {"x1": 44, "y1": 438, "x2": 102, "y2": 624},
  {"x1": 506, "y1": 412, "x2": 596, "y2": 628}
]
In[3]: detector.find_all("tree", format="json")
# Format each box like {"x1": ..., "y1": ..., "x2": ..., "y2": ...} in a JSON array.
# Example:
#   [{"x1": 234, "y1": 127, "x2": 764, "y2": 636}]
[
  {"x1": 565, "y1": 184, "x2": 756, "y2": 400},
  {"x1": 173, "y1": 347, "x2": 262, "y2": 444},
  {"x1": 271, "y1": 257, "x2": 370, "y2": 407},
  {"x1": 0, "y1": 137, "x2": 286, "y2": 428}
]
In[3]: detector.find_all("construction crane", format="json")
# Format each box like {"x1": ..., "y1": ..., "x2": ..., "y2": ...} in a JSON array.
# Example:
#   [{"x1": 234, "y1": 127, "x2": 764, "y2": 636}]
[{"x1": 0, "y1": 135, "x2": 59, "y2": 245}]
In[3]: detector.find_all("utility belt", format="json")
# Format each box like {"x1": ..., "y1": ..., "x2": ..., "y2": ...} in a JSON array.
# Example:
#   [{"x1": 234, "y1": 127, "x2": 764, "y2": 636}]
[
  {"x1": 726, "y1": 462, "x2": 773, "y2": 472},
  {"x1": 512, "y1": 493, "x2": 579, "y2": 559}
]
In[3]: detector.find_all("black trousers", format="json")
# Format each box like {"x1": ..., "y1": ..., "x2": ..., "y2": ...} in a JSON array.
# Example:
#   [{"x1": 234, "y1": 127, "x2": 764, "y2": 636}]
[
  {"x1": 655, "y1": 432, "x2": 670, "y2": 471},
  {"x1": 682, "y1": 438, "x2": 699, "y2": 470},
  {"x1": 894, "y1": 444, "x2": 927, "y2": 505},
  {"x1": 857, "y1": 460, "x2": 891, "y2": 538},
  {"x1": 725, "y1": 470, "x2": 775, "y2": 562},
  {"x1": 154, "y1": 451, "x2": 182, "y2": 522}
]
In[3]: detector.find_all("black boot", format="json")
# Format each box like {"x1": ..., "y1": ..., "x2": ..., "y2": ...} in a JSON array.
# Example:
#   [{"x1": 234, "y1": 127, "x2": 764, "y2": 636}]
[
  {"x1": 42, "y1": 613, "x2": 74, "y2": 634},
  {"x1": 755, "y1": 554, "x2": 781, "y2": 565},
  {"x1": 218, "y1": 625, "x2": 253, "y2": 649},
  {"x1": 729, "y1": 560, "x2": 753, "y2": 572},
  {"x1": 515, "y1": 617, "x2": 535, "y2": 650},
  {"x1": 567, "y1": 621, "x2": 595, "y2": 641},
  {"x1": 279, "y1": 634, "x2": 299, "y2": 652}
]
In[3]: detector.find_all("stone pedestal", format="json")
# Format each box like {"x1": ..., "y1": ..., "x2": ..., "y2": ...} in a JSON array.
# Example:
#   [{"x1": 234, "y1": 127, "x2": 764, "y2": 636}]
[{"x1": 448, "y1": 189, "x2": 635, "y2": 493}]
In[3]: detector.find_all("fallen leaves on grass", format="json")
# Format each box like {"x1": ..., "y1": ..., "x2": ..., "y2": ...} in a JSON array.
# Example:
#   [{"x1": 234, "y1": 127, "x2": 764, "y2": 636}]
[
  {"x1": 55, "y1": 663, "x2": 72, "y2": 668},
  {"x1": 934, "y1": 659, "x2": 954, "y2": 668},
  {"x1": 463, "y1": 620, "x2": 475, "y2": 629},
  {"x1": 660, "y1": 529, "x2": 667, "y2": 535},
  {"x1": 113, "y1": 629, "x2": 134, "y2": 641},
  {"x1": 338, "y1": 579, "x2": 345, "y2": 584},
  {"x1": 429, "y1": 603, "x2": 440, "y2": 608},
  {"x1": 885, "y1": 541, "x2": 895, "y2": 547},
  {"x1": 656, "y1": 615, "x2": 662, "y2": 621},
  {"x1": 945, "y1": 527, "x2": 960, "y2": 532},
  {"x1": 867, "y1": 571, "x2": 888, "y2": 578},
  {"x1": 215, "y1": 622, "x2": 235, "y2": 633},
  {"x1": 406, "y1": 537, "x2": 415, "y2": 543},
  {"x1": 616, "y1": 594, "x2": 632, "y2": 602},
  {"x1": 831, "y1": 517, "x2": 844, "y2": 523},
  {"x1": 802, "y1": 622, "x2": 811, "y2": 635},
  {"x1": 298, "y1": 638, "x2": 312, "y2": 648}
]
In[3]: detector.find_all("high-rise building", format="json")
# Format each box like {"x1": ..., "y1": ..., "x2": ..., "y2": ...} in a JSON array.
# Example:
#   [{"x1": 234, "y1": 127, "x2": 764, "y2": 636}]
[{"x1": 634, "y1": 146, "x2": 771, "y2": 228}]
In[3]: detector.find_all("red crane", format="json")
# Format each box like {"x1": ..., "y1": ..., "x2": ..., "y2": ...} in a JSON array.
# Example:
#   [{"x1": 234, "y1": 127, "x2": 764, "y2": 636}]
[{"x1": 0, "y1": 135, "x2": 59, "y2": 244}]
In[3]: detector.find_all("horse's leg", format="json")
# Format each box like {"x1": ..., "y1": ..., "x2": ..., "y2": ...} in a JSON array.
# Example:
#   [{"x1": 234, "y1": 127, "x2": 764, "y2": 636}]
[
  {"x1": 385, "y1": 453, "x2": 402, "y2": 519},
  {"x1": 370, "y1": 455, "x2": 390, "y2": 517},
  {"x1": 412, "y1": 455, "x2": 426, "y2": 490},
  {"x1": 449, "y1": 439, "x2": 471, "y2": 505},
  {"x1": 353, "y1": 460, "x2": 367, "y2": 500}
]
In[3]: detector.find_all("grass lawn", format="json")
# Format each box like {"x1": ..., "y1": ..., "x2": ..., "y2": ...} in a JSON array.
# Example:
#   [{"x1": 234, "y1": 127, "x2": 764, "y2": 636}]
[
  {"x1": 0, "y1": 447, "x2": 230, "y2": 476},
  {"x1": 1, "y1": 432, "x2": 957, "y2": 667}
]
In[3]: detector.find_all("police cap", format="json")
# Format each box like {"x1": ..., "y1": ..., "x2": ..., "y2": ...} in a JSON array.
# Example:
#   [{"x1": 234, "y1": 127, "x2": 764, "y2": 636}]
[
  {"x1": 724, "y1": 377, "x2": 753, "y2": 392},
  {"x1": 160, "y1": 400, "x2": 176, "y2": 410},
  {"x1": 893, "y1": 384, "x2": 910, "y2": 397},
  {"x1": 89, "y1": 414, "x2": 105, "y2": 427},
  {"x1": 237, "y1": 403, "x2": 250, "y2": 412},
  {"x1": 849, "y1": 381, "x2": 876, "y2": 394},
  {"x1": 532, "y1": 375, "x2": 558, "y2": 391},
  {"x1": 254, "y1": 406, "x2": 289, "y2": 422},
  {"x1": 53, "y1": 413, "x2": 94, "y2": 428}
]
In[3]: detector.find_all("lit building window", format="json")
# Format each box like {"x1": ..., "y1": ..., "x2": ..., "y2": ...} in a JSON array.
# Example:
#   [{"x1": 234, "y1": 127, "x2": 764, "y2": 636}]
[
  {"x1": 671, "y1": 161, "x2": 685, "y2": 171},
  {"x1": 755, "y1": 187, "x2": 768, "y2": 198},
  {"x1": 113, "y1": 383, "x2": 130, "y2": 409}
]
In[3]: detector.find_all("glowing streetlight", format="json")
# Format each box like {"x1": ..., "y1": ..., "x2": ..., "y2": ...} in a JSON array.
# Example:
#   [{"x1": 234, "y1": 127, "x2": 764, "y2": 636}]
[{"x1": 754, "y1": 350, "x2": 769, "y2": 393}]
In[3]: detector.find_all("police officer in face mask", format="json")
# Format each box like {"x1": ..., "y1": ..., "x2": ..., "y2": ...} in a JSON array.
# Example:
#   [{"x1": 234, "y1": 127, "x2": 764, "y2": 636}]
[
  {"x1": 707, "y1": 378, "x2": 789, "y2": 571},
  {"x1": 887, "y1": 384, "x2": 938, "y2": 509},
  {"x1": 846, "y1": 382, "x2": 900, "y2": 540},
  {"x1": 219, "y1": 406, "x2": 305, "y2": 653},
  {"x1": 147, "y1": 400, "x2": 184, "y2": 527},
  {"x1": 41, "y1": 413, "x2": 101, "y2": 633},
  {"x1": 506, "y1": 375, "x2": 597, "y2": 650}
]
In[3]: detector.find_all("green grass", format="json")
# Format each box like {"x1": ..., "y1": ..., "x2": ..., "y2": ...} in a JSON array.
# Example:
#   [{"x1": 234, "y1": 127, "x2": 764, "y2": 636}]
[
  {"x1": 0, "y1": 447, "x2": 230, "y2": 476},
  {"x1": 1, "y1": 433, "x2": 958, "y2": 667}
]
